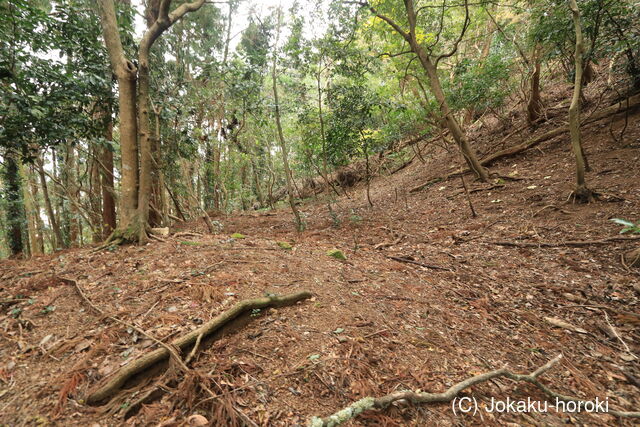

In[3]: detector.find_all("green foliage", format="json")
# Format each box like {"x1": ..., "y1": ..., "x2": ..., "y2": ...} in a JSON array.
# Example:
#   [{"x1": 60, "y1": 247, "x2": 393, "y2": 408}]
[
  {"x1": 277, "y1": 241, "x2": 293, "y2": 250},
  {"x1": 0, "y1": 0, "x2": 112, "y2": 158},
  {"x1": 326, "y1": 248, "x2": 346, "y2": 260},
  {"x1": 446, "y1": 54, "x2": 513, "y2": 112},
  {"x1": 611, "y1": 218, "x2": 640, "y2": 234}
]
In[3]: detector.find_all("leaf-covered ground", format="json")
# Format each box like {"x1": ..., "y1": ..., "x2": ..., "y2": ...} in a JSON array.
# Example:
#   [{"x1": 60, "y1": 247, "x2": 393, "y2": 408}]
[{"x1": 1, "y1": 85, "x2": 639, "y2": 426}]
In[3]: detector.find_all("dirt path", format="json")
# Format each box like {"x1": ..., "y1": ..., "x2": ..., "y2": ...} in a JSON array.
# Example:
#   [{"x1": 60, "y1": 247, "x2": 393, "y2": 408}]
[{"x1": 1, "y1": 107, "x2": 639, "y2": 426}]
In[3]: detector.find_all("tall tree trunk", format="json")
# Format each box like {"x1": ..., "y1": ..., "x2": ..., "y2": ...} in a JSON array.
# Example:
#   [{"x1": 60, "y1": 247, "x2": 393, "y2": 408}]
[
  {"x1": 37, "y1": 156, "x2": 63, "y2": 250},
  {"x1": 28, "y1": 166, "x2": 46, "y2": 254},
  {"x1": 100, "y1": 114, "x2": 117, "y2": 239},
  {"x1": 527, "y1": 46, "x2": 543, "y2": 124},
  {"x1": 20, "y1": 163, "x2": 42, "y2": 256},
  {"x1": 250, "y1": 158, "x2": 264, "y2": 207},
  {"x1": 272, "y1": 8, "x2": 303, "y2": 231},
  {"x1": 370, "y1": 0, "x2": 488, "y2": 182},
  {"x1": 89, "y1": 143, "x2": 103, "y2": 243},
  {"x1": 65, "y1": 143, "x2": 80, "y2": 247},
  {"x1": 3, "y1": 153, "x2": 26, "y2": 257},
  {"x1": 97, "y1": 0, "x2": 206, "y2": 243},
  {"x1": 136, "y1": 54, "x2": 153, "y2": 241},
  {"x1": 417, "y1": 52, "x2": 488, "y2": 181},
  {"x1": 567, "y1": 0, "x2": 593, "y2": 202},
  {"x1": 149, "y1": 99, "x2": 163, "y2": 227}
]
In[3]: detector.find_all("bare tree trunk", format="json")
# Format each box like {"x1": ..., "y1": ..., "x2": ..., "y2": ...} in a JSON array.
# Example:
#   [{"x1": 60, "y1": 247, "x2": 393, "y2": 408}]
[
  {"x1": 20, "y1": 163, "x2": 42, "y2": 256},
  {"x1": 64, "y1": 143, "x2": 80, "y2": 247},
  {"x1": 272, "y1": 8, "x2": 303, "y2": 231},
  {"x1": 36, "y1": 156, "x2": 63, "y2": 250},
  {"x1": 27, "y1": 166, "x2": 46, "y2": 253},
  {"x1": 101, "y1": 115, "x2": 117, "y2": 239},
  {"x1": 419, "y1": 54, "x2": 488, "y2": 181},
  {"x1": 97, "y1": 0, "x2": 205, "y2": 244},
  {"x1": 527, "y1": 46, "x2": 543, "y2": 124},
  {"x1": 567, "y1": 0, "x2": 594, "y2": 202},
  {"x1": 89, "y1": 143, "x2": 103, "y2": 243}
]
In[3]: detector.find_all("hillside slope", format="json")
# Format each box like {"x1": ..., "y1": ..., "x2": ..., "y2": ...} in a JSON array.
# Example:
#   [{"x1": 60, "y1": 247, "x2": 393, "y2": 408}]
[{"x1": 1, "y1": 89, "x2": 639, "y2": 426}]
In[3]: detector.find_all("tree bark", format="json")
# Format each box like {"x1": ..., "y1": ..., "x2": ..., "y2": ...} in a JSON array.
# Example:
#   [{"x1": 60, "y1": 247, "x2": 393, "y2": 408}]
[
  {"x1": 567, "y1": 0, "x2": 593, "y2": 202},
  {"x1": 64, "y1": 143, "x2": 80, "y2": 247},
  {"x1": 36, "y1": 156, "x2": 63, "y2": 250},
  {"x1": 27, "y1": 166, "x2": 46, "y2": 254},
  {"x1": 527, "y1": 46, "x2": 543, "y2": 124},
  {"x1": 19, "y1": 163, "x2": 42, "y2": 256},
  {"x1": 272, "y1": 8, "x2": 303, "y2": 231},
  {"x1": 97, "y1": 0, "x2": 206, "y2": 242},
  {"x1": 370, "y1": 0, "x2": 488, "y2": 182},
  {"x1": 100, "y1": 114, "x2": 117, "y2": 239},
  {"x1": 3, "y1": 153, "x2": 26, "y2": 257}
]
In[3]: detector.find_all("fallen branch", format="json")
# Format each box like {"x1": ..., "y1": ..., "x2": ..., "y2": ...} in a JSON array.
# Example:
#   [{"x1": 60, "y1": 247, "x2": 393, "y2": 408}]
[
  {"x1": 387, "y1": 256, "x2": 452, "y2": 271},
  {"x1": 309, "y1": 354, "x2": 640, "y2": 426},
  {"x1": 488, "y1": 236, "x2": 640, "y2": 248},
  {"x1": 85, "y1": 290, "x2": 312, "y2": 404}
]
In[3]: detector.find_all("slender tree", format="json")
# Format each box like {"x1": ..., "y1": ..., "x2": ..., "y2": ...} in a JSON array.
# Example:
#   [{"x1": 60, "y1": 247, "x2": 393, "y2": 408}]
[
  {"x1": 361, "y1": 0, "x2": 489, "y2": 181},
  {"x1": 567, "y1": 0, "x2": 594, "y2": 202},
  {"x1": 272, "y1": 8, "x2": 304, "y2": 231}
]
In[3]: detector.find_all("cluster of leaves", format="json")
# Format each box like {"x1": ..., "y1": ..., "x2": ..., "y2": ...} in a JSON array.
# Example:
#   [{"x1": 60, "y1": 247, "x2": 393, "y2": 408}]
[
  {"x1": 0, "y1": 0, "x2": 113, "y2": 159},
  {"x1": 611, "y1": 218, "x2": 640, "y2": 234},
  {"x1": 445, "y1": 53, "x2": 514, "y2": 112}
]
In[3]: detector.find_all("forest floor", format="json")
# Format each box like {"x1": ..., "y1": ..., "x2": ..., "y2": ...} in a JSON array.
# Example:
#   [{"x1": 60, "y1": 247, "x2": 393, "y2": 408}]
[{"x1": 1, "y1": 84, "x2": 640, "y2": 426}]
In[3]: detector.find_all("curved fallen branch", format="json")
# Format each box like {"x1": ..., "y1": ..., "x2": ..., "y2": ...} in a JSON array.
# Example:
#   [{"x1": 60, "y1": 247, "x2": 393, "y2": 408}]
[
  {"x1": 309, "y1": 354, "x2": 639, "y2": 426},
  {"x1": 85, "y1": 290, "x2": 313, "y2": 404}
]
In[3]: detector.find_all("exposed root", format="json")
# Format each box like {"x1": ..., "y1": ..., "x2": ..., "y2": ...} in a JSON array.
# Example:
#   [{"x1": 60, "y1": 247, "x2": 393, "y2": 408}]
[
  {"x1": 624, "y1": 247, "x2": 640, "y2": 268},
  {"x1": 85, "y1": 290, "x2": 313, "y2": 404},
  {"x1": 309, "y1": 355, "x2": 640, "y2": 426},
  {"x1": 570, "y1": 185, "x2": 598, "y2": 204}
]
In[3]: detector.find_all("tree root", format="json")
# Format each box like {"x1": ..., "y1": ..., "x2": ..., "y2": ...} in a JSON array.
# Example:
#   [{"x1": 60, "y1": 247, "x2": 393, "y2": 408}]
[
  {"x1": 309, "y1": 354, "x2": 640, "y2": 426},
  {"x1": 569, "y1": 185, "x2": 598, "y2": 204},
  {"x1": 85, "y1": 290, "x2": 313, "y2": 404}
]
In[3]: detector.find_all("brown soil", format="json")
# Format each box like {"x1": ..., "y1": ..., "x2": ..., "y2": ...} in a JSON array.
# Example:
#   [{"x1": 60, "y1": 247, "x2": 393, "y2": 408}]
[{"x1": 1, "y1": 83, "x2": 639, "y2": 426}]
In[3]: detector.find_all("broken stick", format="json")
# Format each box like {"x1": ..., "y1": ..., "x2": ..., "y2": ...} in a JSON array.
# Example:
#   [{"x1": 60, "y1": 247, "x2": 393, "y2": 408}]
[{"x1": 84, "y1": 290, "x2": 312, "y2": 404}]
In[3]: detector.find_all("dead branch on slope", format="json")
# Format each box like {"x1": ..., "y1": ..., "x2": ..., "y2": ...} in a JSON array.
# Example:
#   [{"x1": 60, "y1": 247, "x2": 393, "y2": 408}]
[
  {"x1": 309, "y1": 354, "x2": 640, "y2": 426},
  {"x1": 410, "y1": 93, "x2": 640, "y2": 193}
]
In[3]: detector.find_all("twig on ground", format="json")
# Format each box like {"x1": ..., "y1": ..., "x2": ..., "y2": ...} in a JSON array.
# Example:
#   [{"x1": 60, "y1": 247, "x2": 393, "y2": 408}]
[
  {"x1": 488, "y1": 236, "x2": 640, "y2": 248},
  {"x1": 387, "y1": 256, "x2": 452, "y2": 271},
  {"x1": 602, "y1": 310, "x2": 637, "y2": 361}
]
